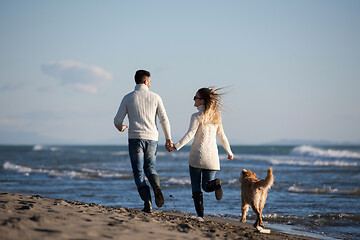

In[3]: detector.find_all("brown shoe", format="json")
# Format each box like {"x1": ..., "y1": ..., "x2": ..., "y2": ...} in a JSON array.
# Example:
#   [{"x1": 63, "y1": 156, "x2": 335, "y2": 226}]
[
  {"x1": 154, "y1": 187, "x2": 164, "y2": 207},
  {"x1": 206, "y1": 179, "x2": 223, "y2": 200},
  {"x1": 138, "y1": 186, "x2": 152, "y2": 213},
  {"x1": 215, "y1": 184, "x2": 223, "y2": 201}
]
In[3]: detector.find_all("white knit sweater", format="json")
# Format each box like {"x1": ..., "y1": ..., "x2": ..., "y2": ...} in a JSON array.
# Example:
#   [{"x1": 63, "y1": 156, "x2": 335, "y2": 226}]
[
  {"x1": 174, "y1": 105, "x2": 233, "y2": 170},
  {"x1": 114, "y1": 84, "x2": 171, "y2": 141}
]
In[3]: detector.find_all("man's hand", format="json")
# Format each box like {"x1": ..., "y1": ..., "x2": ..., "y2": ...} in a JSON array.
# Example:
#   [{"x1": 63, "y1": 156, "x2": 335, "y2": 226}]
[
  {"x1": 118, "y1": 125, "x2": 128, "y2": 132},
  {"x1": 165, "y1": 139, "x2": 174, "y2": 152},
  {"x1": 228, "y1": 154, "x2": 234, "y2": 160}
]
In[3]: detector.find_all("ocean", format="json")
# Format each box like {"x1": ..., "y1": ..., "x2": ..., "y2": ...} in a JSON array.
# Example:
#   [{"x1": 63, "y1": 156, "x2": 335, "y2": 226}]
[{"x1": 1, "y1": 144, "x2": 359, "y2": 239}]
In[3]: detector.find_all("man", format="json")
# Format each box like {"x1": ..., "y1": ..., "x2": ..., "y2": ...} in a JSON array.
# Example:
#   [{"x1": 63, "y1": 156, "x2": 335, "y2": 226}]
[{"x1": 114, "y1": 69, "x2": 173, "y2": 213}]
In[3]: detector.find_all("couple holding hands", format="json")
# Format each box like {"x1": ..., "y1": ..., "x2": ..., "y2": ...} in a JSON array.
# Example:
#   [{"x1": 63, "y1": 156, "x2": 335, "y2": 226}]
[{"x1": 114, "y1": 70, "x2": 233, "y2": 221}]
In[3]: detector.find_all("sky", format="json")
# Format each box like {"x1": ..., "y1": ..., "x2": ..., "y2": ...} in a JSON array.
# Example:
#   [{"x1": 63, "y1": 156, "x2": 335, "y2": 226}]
[{"x1": 0, "y1": 0, "x2": 359, "y2": 145}]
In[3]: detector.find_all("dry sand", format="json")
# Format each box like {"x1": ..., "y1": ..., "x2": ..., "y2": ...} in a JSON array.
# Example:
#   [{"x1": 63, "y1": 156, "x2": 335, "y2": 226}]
[{"x1": 0, "y1": 192, "x2": 319, "y2": 240}]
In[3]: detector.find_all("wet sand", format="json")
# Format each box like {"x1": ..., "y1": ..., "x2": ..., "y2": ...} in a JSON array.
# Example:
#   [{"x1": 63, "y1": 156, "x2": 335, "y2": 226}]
[{"x1": 0, "y1": 192, "x2": 319, "y2": 240}]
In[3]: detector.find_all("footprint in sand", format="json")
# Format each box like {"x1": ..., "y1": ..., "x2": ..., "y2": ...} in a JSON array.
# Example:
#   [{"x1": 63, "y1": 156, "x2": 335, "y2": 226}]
[
  {"x1": 34, "y1": 228, "x2": 61, "y2": 234},
  {"x1": 16, "y1": 200, "x2": 35, "y2": 210},
  {"x1": 2, "y1": 217, "x2": 22, "y2": 229},
  {"x1": 108, "y1": 219, "x2": 125, "y2": 226},
  {"x1": 0, "y1": 200, "x2": 8, "y2": 209},
  {"x1": 29, "y1": 215, "x2": 41, "y2": 222}
]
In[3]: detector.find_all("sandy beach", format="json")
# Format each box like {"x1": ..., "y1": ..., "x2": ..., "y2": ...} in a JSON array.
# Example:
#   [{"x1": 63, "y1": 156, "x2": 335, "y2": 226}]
[{"x1": 0, "y1": 192, "x2": 320, "y2": 240}]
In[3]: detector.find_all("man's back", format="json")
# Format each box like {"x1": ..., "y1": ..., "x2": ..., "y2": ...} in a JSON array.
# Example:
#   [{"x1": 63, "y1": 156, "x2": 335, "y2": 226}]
[
  {"x1": 125, "y1": 84, "x2": 160, "y2": 138},
  {"x1": 114, "y1": 84, "x2": 170, "y2": 141}
]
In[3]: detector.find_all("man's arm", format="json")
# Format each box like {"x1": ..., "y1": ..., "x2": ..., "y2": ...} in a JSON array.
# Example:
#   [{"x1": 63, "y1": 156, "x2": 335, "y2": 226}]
[
  {"x1": 157, "y1": 97, "x2": 171, "y2": 140},
  {"x1": 114, "y1": 97, "x2": 128, "y2": 132},
  {"x1": 156, "y1": 96, "x2": 174, "y2": 151}
]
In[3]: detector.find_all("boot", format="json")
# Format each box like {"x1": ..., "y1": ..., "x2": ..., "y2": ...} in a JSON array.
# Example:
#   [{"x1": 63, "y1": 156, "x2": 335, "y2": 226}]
[
  {"x1": 148, "y1": 174, "x2": 164, "y2": 208},
  {"x1": 192, "y1": 191, "x2": 204, "y2": 218},
  {"x1": 138, "y1": 186, "x2": 152, "y2": 213},
  {"x1": 205, "y1": 179, "x2": 223, "y2": 200}
]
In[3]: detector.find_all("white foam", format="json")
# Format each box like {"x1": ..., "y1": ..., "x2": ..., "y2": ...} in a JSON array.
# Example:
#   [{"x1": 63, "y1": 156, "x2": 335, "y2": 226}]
[
  {"x1": 4, "y1": 161, "x2": 61, "y2": 176},
  {"x1": 2, "y1": 161, "x2": 131, "y2": 180},
  {"x1": 33, "y1": 144, "x2": 44, "y2": 151},
  {"x1": 288, "y1": 185, "x2": 360, "y2": 196},
  {"x1": 269, "y1": 158, "x2": 311, "y2": 166},
  {"x1": 110, "y1": 151, "x2": 128, "y2": 156},
  {"x1": 288, "y1": 185, "x2": 338, "y2": 194},
  {"x1": 3, "y1": 161, "x2": 32, "y2": 173},
  {"x1": 154, "y1": 151, "x2": 189, "y2": 158},
  {"x1": 156, "y1": 152, "x2": 168, "y2": 157},
  {"x1": 269, "y1": 158, "x2": 358, "y2": 167},
  {"x1": 291, "y1": 145, "x2": 360, "y2": 159},
  {"x1": 313, "y1": 160, "x2": 358, "y2": 167},
  {"x1": 227, "y1": 179, "x2": 239, "y2": 184},
  {"x1": 81, "y1": 168, "x2": 130, "y2": 179},
  {"x1": 32, "y1": 145, "x2": 59, "y2": 152},
  {"x1": 167, "y1": 177, "x2": 191, "y2": 185}
]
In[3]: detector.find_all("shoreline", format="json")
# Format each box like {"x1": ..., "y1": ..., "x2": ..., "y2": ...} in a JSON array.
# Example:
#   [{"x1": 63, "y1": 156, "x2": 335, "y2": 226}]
[{"x1": 0, "y1": 192, "x2": 322, "y2": 240}]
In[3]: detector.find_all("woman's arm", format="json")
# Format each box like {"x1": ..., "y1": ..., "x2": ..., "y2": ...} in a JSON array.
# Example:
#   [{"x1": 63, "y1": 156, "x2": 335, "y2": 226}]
[
  {"x1": 173, "y1": 113, "x2": 200, "y2": 151},
  {"x1": 217, "y1": 124, "x2": 234, "y2": 159}
]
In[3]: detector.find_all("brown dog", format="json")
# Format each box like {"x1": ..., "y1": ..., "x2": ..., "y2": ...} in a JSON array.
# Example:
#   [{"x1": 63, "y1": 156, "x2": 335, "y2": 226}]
[{"x1": 240, "y1": 168, "x2": 274, "y2": 228}]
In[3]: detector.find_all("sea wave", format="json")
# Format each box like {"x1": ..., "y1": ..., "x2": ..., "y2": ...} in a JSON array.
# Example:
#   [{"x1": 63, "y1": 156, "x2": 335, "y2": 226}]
[
  {"x1": 32, "y1": 145, "x2": 59, "y2": 152},
  {"x1": 237, "y1": 155, "x2": 359, "y2": 167},
  {"x1": 269, "y1": 158, "x2": 358, "y2": 167},
  {"x1": 2, "y1": 161, "x2": 132, "y2": 180},
  {"x1": 288, "y1": 185, "x2": 360, "y2": 196},
  {"x1": 263, "y1": 212, "x2": 360, "y2": 227},
  {"x1": 3, "y1": 161, "x2": 32, "y2": 173},
  {"x1": 213, "y1": 212, "x2": 360, "y2": 226},
  {"x1": 109, "y1": 151, "x2": 128, "y2": 156},
  {"x1": 157, "y1": 151, "x2": 190, "y2": 158},
  {"x1": 227, "y1": 179, "x2": 239, "y2": 185},
  {"x1": 290, "y1": 145, "x2": 360, "y2": 159},
  {"x1": 166, "y1": 177, "x2": 191, "y2": 185}
]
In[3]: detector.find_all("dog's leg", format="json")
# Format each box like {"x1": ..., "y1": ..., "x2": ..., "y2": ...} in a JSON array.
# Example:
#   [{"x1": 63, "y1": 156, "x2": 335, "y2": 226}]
[
  {"x1": 251, "y1": 203, "x2": 261, "y2": 228},
  {"x1": 258, "y1": 208, "x2": 264, "y2": 228},
  {"x1": 258, "y1": 192, "x2": 267, "y2": 228},
  {"x1": 241, "y1": 204, "x2": 249, "y2": 222}
]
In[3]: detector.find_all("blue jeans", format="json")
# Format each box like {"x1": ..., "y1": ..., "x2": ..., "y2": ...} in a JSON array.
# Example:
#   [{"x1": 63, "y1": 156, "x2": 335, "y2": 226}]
[
  {"x1": 128, "y1": 139, "x2": 158, "y2": 189},
  {"x1": 189, "y1": 166, "x2": 217, "y2": 193}
]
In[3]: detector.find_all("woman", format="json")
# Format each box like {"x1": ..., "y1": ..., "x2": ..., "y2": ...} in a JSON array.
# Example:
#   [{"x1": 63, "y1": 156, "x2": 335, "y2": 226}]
[{"x1": 170, "y1": 87, "x2": 234, "y2": 221}]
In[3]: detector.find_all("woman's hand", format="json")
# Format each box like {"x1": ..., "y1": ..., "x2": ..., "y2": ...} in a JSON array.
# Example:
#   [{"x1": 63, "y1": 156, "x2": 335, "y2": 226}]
[
  {"x1": 228, "y1": 154, "x2": 234, "y2": 160},
  {"x1": 168, "y1": 145, "x2": 176, "y2": 152}
]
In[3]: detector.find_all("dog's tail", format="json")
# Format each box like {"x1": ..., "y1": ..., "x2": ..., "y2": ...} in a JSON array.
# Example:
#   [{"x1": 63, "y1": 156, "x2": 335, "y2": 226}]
[{"x1": 255, "y1": 168, "x2": 274, "y2": 190}]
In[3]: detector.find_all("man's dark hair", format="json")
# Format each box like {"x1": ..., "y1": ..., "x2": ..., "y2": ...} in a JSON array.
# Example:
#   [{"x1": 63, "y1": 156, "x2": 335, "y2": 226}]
[{"x1": 135, "y1": 70, "x2": 151, "y2": 84}]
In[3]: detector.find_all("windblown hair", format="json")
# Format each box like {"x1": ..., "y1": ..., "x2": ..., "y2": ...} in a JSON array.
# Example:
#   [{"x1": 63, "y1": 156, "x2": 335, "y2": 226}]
[{"x1": 197, "y1": 87, "x2": 224, "y2": 125}]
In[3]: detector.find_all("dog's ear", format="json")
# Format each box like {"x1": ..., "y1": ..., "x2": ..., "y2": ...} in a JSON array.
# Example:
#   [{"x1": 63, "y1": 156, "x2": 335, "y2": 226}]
[{"x1": 241, "y1": 169, "x2": 248, "y2": 178}]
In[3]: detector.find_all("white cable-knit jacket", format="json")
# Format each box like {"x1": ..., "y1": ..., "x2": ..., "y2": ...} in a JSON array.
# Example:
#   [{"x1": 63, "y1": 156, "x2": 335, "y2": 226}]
[
  {"x1": 174, "y1": 105, "x2": 233, "y2": 170},
  {"x1": 114, "y1": 84, "x2": 171, "y2": 141}
]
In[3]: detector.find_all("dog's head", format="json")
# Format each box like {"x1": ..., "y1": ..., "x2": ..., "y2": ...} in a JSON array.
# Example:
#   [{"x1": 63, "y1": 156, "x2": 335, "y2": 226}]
[{"x1": 240, "y1": 169, "x2": 258, "y2": 181}]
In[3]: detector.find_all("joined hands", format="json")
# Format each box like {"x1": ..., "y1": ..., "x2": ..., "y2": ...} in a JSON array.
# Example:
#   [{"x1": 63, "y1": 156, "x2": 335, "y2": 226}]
[{"x1": 165, "y1": 139, "x2": 175, "y2": 152}]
